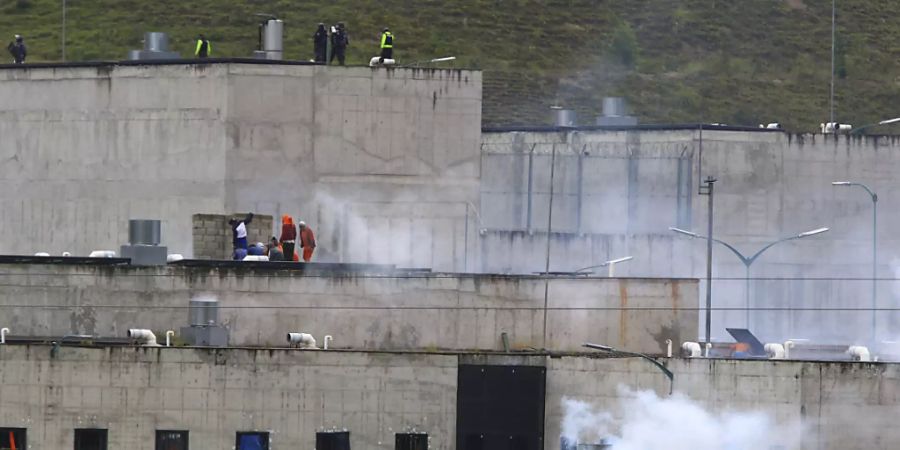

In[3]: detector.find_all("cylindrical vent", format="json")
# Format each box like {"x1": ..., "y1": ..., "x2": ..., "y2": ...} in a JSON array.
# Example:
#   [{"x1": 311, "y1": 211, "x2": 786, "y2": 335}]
[
  {"x1": 602, "y1": 97, "x2": 627, "y2": 117},
  {"x1": 144, "y1": 32, "x2": 169, "y2": 52},
  {"x1": 263, "y1": 19, "x2": 284, "y2": 60},
  {"x1": 189, "y1": 298, "x2": 219, "y2": 326},
  {"x1": 555, "y1": 109, "x2": 577, "y2": 127},
  {"x1": 128, "y1": 220, "x2": 161, "y2": 245}
]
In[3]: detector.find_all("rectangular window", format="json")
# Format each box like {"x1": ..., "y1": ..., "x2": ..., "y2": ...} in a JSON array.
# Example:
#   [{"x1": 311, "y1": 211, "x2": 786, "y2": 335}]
[
  {"x1": 0, "y1": 428, "x2": 26, "y2": 450},
  {"x1": 235, "y1": 432, "x2": 269, "y2": 450},
  {"x1": 156, "y1": 430, "x2": 189, "y2": 450},
  {"x1": 316, "y1": 431, "x2": 351, "y2": 450},
  {"x1": 396, "y1": 433, "x2": 427, "y2": 450},
  {"x1": 74, "y1": 429, "x2": 108, "y2": 450}
]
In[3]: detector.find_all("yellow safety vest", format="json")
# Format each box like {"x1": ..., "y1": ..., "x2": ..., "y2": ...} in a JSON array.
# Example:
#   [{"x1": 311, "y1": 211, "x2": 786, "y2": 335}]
[
  {"x1": 380, "y1": 32, "x2": 393, "y2": 49},
  {"x1": 195, "y1": 39, "x2": 211, "y2": 57}
]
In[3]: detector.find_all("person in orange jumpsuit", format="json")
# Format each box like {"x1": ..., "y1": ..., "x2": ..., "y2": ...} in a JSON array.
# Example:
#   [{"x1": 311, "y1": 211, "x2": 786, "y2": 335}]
[
  {"x1": 298, "y1": 221, "x2": 316, "y2": 262},
  {"x1": 280, "y1": 215, "x2": 297, "y2": 262}
]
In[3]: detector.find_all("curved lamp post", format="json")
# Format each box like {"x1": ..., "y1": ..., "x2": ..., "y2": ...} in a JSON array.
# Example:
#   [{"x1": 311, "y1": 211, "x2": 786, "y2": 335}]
[
  {"x1": 574, "y1": 256, "x2": 634, "y2": 277},
  {"x1": 583, "y1": 343, "x2": 674, "y2": 395},
  {"x1": 850, "y1": 117, "x2": 900, "y2": 135},
  {"x1": 832, "y1": 181, "x2": 877, "y2": 344},
  {"x1": 669, "y1": 226, "x2": 829, "y2": 329}
]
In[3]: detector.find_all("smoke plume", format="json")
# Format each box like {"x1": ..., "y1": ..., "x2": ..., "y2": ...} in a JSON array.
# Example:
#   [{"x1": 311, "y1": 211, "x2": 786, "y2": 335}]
[{"x1": 562, "y1": 387, "x2": 806, "y2": 449}]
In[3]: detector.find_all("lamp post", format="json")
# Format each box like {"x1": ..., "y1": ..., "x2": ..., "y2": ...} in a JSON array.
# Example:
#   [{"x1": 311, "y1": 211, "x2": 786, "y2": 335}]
[
  {"x1": 670, "y1": 226, "x2": 829, "y2": 330},
  {"x1": 850, "y1": 117, "x2": 900, "y2": 135},
  {"x1": 62, "y1": 0, "x2": 67, "y2": 61},
  {"x1": 832, "y1": 181, "x2": 877, "y2": 344},
  {"x1": 574, "y1": 256, "x2": 634, "y2": 277},
  {"x1": 583, "y1": 343, "x2": 674, "y2": 395}
]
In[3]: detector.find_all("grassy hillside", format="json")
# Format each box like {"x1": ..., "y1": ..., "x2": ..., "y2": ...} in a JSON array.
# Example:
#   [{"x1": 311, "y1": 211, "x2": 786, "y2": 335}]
[{"x1": 2, "y1": 0, "x2": 899, "y2": 131}]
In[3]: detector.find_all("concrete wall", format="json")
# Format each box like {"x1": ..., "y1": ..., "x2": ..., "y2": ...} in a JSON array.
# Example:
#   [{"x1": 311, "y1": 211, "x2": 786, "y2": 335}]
[
  {"x1": 0, "y1": 63, "x2": 481, "y2": 271},
  {"x1": 192, "y1": 213, "x2": 274, "y2": 260},
  {"x1": 545, "y1": 356, "x2": 900, "y2": 450},
  {"x1": 0, "y1": 263, "x2": 697, "y2": 354},
  {"x1": 0, "y1": 345, "x2": 457, "y2": 450},
  {"x1": 480, "y1": 129, "x2": 900, "y2": 344},
  {"x1": 1, "y1": 345, "x2": 898, "y2": 450}
]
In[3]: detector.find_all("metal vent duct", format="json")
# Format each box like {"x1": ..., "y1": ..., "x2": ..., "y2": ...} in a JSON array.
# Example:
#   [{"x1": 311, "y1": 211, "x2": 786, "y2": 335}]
[
  {"x1": 143, "y1": 32, "x2": 169, "y2": 52},
  {"x1": 189, "y1": 298, "x2": 219, "y2": 326},
  {"x1": 602, "y1": 97, "x2": 627, "y2": 117},
  {"x1": 128, "y1": 220, "x2": 161, "y2": 246},
  {"x1": 262, "y1": 19, "x2": 284, "y2": 60},
  {"x1": 552, "y1": 107, "x2": 577, "y2": 127}
]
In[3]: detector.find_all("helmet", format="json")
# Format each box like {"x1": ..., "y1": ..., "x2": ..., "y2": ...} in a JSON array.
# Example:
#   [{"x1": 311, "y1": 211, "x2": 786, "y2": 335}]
[
  {"x1": 14, "y1": 35, "x2": 22, "y2": 42},
  {"x1": 298, "y1": 221, "x2": 306, "y2": 227},
  {"x1": 383, "y1": 27, "x2": 390, "y2": 32}
]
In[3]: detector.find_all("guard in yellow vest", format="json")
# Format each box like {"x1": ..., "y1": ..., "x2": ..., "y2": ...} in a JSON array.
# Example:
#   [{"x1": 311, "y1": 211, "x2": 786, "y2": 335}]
[
  {"x1": 379, "y1": 27, "x2": 393, "y2": 63},
  {"x1": 195, "y1": 34, "x2": 211, "y2": 58}
]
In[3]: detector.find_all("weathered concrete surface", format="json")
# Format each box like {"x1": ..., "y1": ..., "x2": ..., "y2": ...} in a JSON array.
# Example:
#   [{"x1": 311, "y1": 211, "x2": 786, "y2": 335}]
[
  {"x1": 0, "y1": 63, "x2": 481, "y2": 271},
  {"x1": 545, "y1": 356, "x2": 900, "y2": 450},
  {"x1": 0, "y1": 345, "x2": 457, "y2": 450},
  {"x1": 481, "y1": 129, "x2": 900, "y2": 344},
  {"x1": 0, "y1": 345, "x2": 897, "y2": 450},
  {"x1": 0, "y1": 263, "x2": 697, "y2": 353}
]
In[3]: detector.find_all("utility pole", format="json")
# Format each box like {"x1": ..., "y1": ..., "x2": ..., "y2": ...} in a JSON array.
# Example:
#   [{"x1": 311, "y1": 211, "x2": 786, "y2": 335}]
[
  {"x1": 830, "y1": 0, "x2": 836, "y2": 124},
  {"x1": 62, "y1": 0, "x2": 67, "y2": 61},
  {"x1": 699, "y1": 176, "x2": 717, "y2": 345}
]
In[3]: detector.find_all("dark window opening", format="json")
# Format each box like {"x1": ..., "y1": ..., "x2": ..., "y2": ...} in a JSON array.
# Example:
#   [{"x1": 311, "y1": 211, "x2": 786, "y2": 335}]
[
  {"x1": 316, "y1": 431, "x2": 351, "y2": 450},
  {"x1": 0, "y1": 428, "x2": 26, "y2": 450},
  {"x1": 395, "y1": 433, "x2": 427, "y2": 450},
  {"x1": 74, "y1": 429, "x2": 108, "y2": 450},
  {"x1": 236, "y1": 432, "x2": 269, "y2": 450},
  {"x1": 156, "y1": 430, "x2": 189, "y2": 450}
]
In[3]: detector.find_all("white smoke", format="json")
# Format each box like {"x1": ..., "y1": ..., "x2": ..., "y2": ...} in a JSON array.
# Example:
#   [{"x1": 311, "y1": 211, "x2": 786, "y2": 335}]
[{"x1": 562, "y1": 388, "x2": 806, "y2": 450}]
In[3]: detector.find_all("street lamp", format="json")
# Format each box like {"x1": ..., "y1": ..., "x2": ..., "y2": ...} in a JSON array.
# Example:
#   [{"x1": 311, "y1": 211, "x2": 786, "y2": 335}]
[
  {"x1": 574, "y1": 256, "x2": 634, "y2": 277},
  {"x1": 850, "y1": 117, "x2": 900, "y2": 135},
  {"x1": 832, "y1": 181, "x2": 877, "y2": 344},
  {"x1": 583, "y1": 343, "x2": 674, "y2": 395},
  {"x1": 670, "y1": 226, "x2": 829, "y2": 330}
]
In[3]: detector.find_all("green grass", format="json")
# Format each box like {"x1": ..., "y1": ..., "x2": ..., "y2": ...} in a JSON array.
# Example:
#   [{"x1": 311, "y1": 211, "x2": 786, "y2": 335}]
[{"x1": 2, "y1": 0, "x2": 899, "y2": 131}]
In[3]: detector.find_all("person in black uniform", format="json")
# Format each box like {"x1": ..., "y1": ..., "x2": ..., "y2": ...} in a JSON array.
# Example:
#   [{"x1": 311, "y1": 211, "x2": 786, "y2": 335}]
[
  {"x1": 330, "y1": 22, "x2": 349, "y2": 65},
  {"x1": 7, "y1": 35, "x2": 26, "y2": 64},
  {"x1": 313, "y1": 23, "x2": 328, "y2": 63}
]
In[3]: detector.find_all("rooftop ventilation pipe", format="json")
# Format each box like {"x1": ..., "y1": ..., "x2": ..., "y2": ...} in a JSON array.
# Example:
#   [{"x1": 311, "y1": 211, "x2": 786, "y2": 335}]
[
  {"x1": 1, "y1": 327, "x2": 8, "y2": 344},
  {"x1": 551, "y1": 106, "x2": 577, "y2": 128},
  {"x1": 287, "y1": 332, "x2": 318, "y2": 349},
  {"x1": 765, "y1": 343, "x2": 786, "y2": 359},
  {"x1": 681, "y1": 341, "x2": 701, "y2": 358},
  {"x1": 324, "y1": 335, "x2": 333, "y2": 350},
  {"x1": 128, "y1": 329, "x2": 160, "y2": 346},
  {"x1": 848, "y1": 345, "x2": 871, "y2": 362},
  {"x1": 596, "y1": 97, "x2": 638, "y2": 126}
]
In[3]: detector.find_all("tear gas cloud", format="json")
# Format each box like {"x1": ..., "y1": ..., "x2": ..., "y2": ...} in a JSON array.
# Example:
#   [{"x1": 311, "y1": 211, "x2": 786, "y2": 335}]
[{"x1": 561, "y1": 388, "x2": 805, "y2": 450}]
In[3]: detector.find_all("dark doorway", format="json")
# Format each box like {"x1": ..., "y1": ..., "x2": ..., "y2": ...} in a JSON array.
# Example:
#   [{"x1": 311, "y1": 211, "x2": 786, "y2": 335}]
[
  {"x1": 395, "y1": 433, "x2": 427, "y2": 450},
  {"x1": 74, "y1": 429, "x2": 108, "y2": 450},
  {"x1": 456, "y1": 365, "x2": 546, "y2": 450},
  {"x1": 316, "y1": 431, "x2": 351, "y2": 450},
  {"x1": 0, "y1": 428, "x2": 26, "y2": 450},
  {"x1": 156, "y1": 430, "x2": 189, "y2": 450}
]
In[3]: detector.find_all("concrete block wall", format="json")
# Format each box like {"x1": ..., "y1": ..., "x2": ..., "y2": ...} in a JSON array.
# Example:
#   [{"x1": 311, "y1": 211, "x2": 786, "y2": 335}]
[
  {"x1": 0, "y1": 346, "x2": 898, "y2": 450},
  {"x1": 192, "y1": 213, "x2": 274, "y2": 259},
  {"x1": 0, "y1": 345, "x2": 457, "y2": 450},
  {"x1": 0, "y1": 63, "x2": 481, "y2": 271},
  {"x1": 545, "y1": 356, "x2": 900, "y2": 450},
  {"x1": 480, "y1": 129, "x2": 900, "y2": 344},
  {"x1": 0, "y1": 263, "x2": 697, "y2": 354}
]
